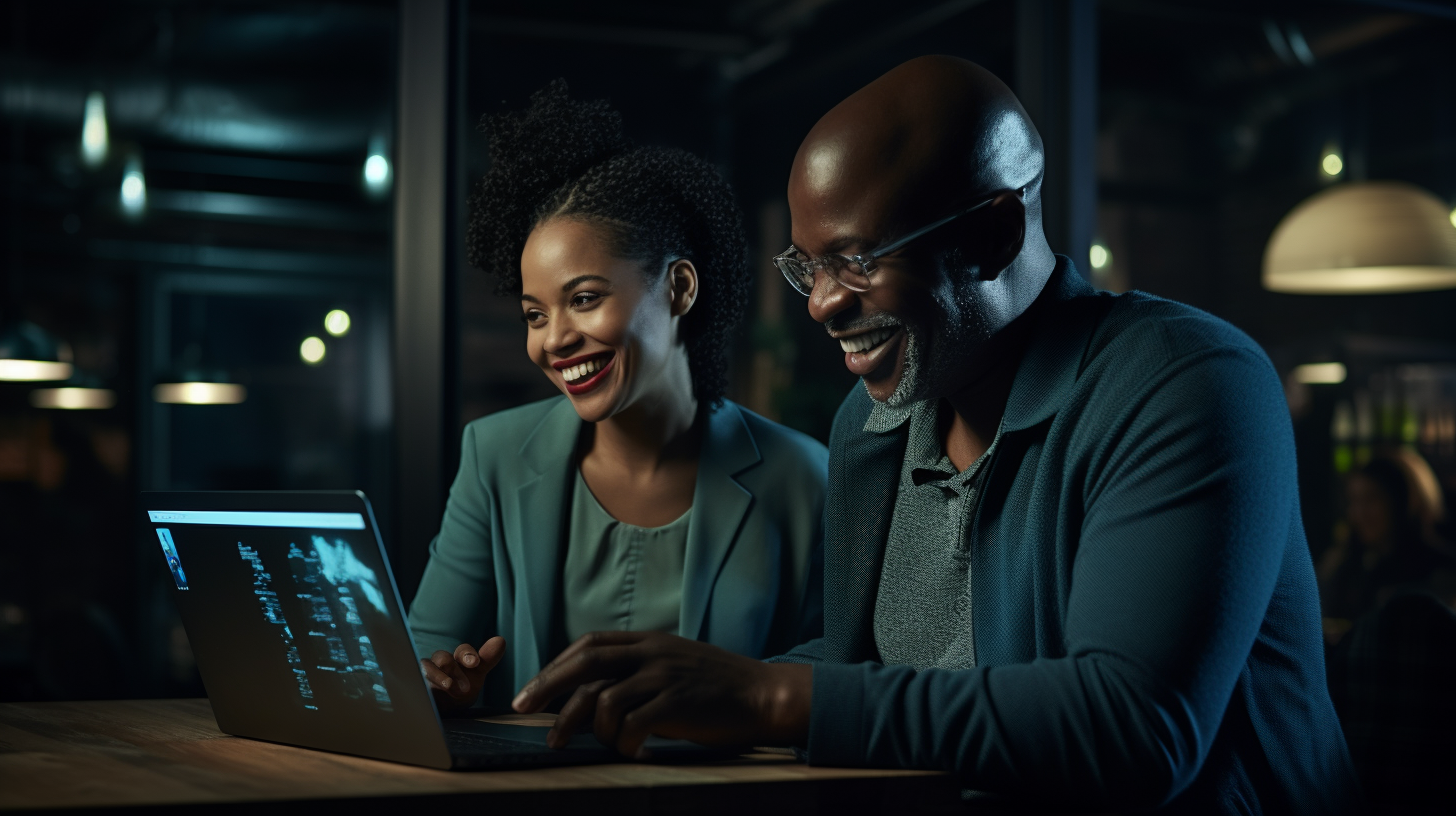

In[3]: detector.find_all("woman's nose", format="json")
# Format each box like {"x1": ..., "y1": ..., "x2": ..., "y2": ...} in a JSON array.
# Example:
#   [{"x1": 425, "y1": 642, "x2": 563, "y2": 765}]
[{"x1": 542, "y1": 315, "x2": 583, "y2": 357}]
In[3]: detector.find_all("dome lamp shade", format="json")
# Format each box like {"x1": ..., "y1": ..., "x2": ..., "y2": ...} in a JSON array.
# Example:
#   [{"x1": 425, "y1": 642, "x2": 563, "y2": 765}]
[
  {"x1": 0, "y1": 322, "x2": 74, "y2": 382},
  {"x1": 1263, "y1": 181, "x2": 1456, "y2": 294}
]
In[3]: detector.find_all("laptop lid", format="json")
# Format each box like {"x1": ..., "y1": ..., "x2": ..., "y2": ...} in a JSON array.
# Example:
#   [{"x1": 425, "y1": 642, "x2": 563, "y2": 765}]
[{"x1": 141, "y1": 491, "x2": 452, "y2": 769}]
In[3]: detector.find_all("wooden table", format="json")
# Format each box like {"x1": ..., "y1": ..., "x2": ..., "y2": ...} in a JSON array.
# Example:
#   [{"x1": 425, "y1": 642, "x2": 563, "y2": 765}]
[{"x1": 0, "y1": 699, "x2": 965, "y2": 814}]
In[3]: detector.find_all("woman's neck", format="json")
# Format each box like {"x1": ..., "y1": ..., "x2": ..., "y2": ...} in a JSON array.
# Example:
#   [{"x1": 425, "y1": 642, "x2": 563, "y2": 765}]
[{"x1": 586, "y1": 351, "x2": 700, "y2": 473}]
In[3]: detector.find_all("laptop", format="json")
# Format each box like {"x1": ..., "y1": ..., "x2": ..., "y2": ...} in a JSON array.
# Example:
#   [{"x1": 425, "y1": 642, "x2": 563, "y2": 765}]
[{"x1": 141, "y1": 490, "x2": 720, "y2": 770}]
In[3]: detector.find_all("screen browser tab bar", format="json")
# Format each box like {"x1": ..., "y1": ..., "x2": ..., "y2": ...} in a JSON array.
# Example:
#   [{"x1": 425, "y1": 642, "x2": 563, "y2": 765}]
[{"x1": 146, "y1": 510, "x2": 366, "y2": 530}]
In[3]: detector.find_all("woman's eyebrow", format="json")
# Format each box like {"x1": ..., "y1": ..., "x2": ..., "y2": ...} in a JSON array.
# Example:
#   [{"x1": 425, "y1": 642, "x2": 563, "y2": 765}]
[
  {"x1": 519, "y1": 293, "x2": 542, "y2": 304},
  {"x1": 562, "y1": 274, "x2": 610, "y2": 290}
]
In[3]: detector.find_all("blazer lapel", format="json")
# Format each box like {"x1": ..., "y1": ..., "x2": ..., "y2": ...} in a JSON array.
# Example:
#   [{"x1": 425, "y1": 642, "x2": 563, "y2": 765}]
[
  {"x1": 679, "y1": 402, "x2": 761, "y2": 642},
  {"x1": 511, "y1": 398, "x2": 580, "y2": 674}
]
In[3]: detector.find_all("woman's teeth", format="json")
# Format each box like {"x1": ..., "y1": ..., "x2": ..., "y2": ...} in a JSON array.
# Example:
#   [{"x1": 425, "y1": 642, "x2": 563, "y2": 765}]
[
  {"x1": 563, "y1": 358, "x2": 607, "y2": 383},
  {"x1": 839, "y1": 327, "x2": 895, "y2": 353}
]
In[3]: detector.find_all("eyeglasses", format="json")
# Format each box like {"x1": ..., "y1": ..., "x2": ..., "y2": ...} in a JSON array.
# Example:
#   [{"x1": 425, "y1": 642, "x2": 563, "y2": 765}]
[{"x1": 773, "y1": 191, "x2": 1007, "y2": 296}]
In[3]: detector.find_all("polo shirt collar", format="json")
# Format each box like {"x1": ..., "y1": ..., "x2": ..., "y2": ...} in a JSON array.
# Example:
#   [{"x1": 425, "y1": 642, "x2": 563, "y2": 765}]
[{"x1": 859, "y1": 256, "x2": 1100, "y2": 436}]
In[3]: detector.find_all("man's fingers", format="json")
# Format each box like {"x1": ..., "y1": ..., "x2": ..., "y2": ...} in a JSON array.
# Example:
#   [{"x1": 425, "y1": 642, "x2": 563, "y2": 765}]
[
  {"x1": 593, "y1": 677, "x2": 660, "y2": 753},
  {"x1": 514, "y1": 643, "x2": 642, "y2": 713},
  {"x1": 616, "y1": 694, "x2": 676, "y2": 761},
  {"x1": 548, "y1": 678, "x2": 613, "y2": 749},
  {"x1": 536, "y1": 631, "x2": 649, "y2": 680}
]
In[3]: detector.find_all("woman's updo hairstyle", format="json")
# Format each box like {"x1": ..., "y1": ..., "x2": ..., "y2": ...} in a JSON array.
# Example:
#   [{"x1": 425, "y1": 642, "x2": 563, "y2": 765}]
[{"x1": 466, "y1": 79, "x2": 748, "y2": 408}]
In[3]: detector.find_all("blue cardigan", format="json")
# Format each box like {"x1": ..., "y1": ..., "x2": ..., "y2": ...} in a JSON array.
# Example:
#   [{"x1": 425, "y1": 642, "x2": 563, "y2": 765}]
[
  {"x1": 776, "y1": 259, "x2": 1357, "y2": 814},
  {"x1": 409, "y1": 397, "x2": 827, "y2": 709}
]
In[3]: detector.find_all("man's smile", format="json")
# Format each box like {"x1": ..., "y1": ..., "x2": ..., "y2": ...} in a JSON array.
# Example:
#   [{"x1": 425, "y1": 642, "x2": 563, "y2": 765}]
[{"x1": 833, "y1": 325, "x2": 906, "y2": 378}]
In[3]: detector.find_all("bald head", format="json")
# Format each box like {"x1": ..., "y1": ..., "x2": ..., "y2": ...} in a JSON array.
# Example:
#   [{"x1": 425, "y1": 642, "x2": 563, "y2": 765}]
[
  {"x1": 790, "y1": 55, "x2": 1045, "y2": 243},
  {"x1": 788, "y1": 56, "x2": 1058, "y2": 407}
]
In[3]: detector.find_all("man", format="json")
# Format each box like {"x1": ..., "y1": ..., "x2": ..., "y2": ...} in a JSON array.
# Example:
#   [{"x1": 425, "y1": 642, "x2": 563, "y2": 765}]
[{"x1": 510, "y1": 56, "x2": 1356, "y2": 813}]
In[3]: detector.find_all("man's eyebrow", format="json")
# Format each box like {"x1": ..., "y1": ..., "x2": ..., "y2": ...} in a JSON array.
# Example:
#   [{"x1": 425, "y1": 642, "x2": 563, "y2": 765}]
[
  {"x1": 563, "y1": 274, "x2": 610, "y2": 290},
  {"x1": 820, "y1": 235, "x2": 880, "y2": 255}
]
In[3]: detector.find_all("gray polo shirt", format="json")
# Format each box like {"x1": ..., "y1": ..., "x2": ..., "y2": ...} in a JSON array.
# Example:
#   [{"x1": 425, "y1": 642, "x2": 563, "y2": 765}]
[{"x1": 869, "y1": 397, "x2": 999, "y2": 671}]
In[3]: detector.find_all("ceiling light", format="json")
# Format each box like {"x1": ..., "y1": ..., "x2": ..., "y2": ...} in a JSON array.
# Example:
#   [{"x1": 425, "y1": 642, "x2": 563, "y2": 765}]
[
  {"x1": 30, "y1": 387, "x2": 117, "y2": 410},
  {"x1": 1293, "y1": 362, "x2": 1346, "y2": 384},
  {"x1": 1263, "y1": 181, "x2": 1456, "y2": 293},
  {"x1": 154, "y1": 382, "x2": 247, "y2": 405},
  {"x1": 324, "y1": 309, "x2": 351, "y2": 337},
  {"x1": 81, "y1": 91, "x2": 108, "y2": 168},
  {"x1": 0, "y1": 322, "x2": 73, "y2": 381},
  {"x1": 300, "y1": 336, "x2": 326, "y2": 365}
]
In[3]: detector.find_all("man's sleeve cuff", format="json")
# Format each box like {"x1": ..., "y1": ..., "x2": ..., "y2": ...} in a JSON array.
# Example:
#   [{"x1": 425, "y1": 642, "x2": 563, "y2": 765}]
[{"x1": 804, "y1": 661, "x2": 867, "y2": 766}]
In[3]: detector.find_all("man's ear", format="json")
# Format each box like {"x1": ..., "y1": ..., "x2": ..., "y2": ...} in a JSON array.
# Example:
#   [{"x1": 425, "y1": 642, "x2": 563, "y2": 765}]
[
  {"x1": 977, "y1": 192, "x2": 1025, "y2": 281},
  {"x1": 668, "y1": 259, "x2": 698, "y2": 317}
]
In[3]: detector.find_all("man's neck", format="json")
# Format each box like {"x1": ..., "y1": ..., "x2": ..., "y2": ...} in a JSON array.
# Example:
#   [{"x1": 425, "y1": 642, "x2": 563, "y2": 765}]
[{"x1": 939, "y1": 356, "x2": 1017, "y2": 471}]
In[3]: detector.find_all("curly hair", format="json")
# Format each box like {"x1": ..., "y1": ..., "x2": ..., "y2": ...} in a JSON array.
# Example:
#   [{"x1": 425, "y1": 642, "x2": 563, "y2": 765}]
[{"x1": 466, "y1": 79, "x2": 748, "y2": 408}]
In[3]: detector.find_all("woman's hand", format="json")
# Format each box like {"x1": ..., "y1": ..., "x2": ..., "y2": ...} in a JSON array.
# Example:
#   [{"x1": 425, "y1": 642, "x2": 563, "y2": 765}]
[
  {"x1": 511, "y1": 631, "x2": 811, "y2": 758},
  {"x1": 419, "y1": 636, "x2": 506, "y2": 710}
]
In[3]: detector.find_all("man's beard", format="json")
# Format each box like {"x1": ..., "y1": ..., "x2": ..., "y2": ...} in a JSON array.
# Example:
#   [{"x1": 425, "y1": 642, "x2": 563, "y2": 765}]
[{"x1": 881, "y1": 281, "x2": 989, "y2": 408}]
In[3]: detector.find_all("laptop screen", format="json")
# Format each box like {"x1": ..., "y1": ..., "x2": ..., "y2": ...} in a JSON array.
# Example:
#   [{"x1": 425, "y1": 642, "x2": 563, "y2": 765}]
[
  {"x1": 143, "y1": 497, "x2": 448, "y2": 765},
  {"x1": 148, "y1": 509, "x2": 397, "y2": 713}
]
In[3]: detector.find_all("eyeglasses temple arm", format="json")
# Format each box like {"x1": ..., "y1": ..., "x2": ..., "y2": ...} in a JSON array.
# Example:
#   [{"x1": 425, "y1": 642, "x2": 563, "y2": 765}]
[{"x1": 863, "y1": 195, "x2": 1000, "y2": 261}]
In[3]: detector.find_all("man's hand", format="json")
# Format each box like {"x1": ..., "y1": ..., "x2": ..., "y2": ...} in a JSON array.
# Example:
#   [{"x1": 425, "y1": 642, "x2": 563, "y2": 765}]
[
  {"x1": 511, "y1": 631, "x2": 812, "y2": 758},
  {"x1": 419, "y1": 636, "x2": 506, "y2": 710}
]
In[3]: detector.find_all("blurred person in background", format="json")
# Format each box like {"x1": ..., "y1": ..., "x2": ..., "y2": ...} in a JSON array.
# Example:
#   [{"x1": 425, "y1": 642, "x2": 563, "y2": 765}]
[
  {"x1": 406, "y1": 81, "x2": 827, "y2": 712},
  {"x1": 1319, "y1": 451, "x2": 1456, "y2": 643}
]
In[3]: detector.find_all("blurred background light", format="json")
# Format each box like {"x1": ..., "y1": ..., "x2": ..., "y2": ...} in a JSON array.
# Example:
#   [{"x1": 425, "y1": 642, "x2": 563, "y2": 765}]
[
  {"x1": 324, "y1": 309, "x2": 351, "y2": 337},
  {"x1": 30, "y1": 387, "x2": 118, "y2": 410},
  {"x1": 363, "y1": 135, "x2": 391, "y2": 197},
  {"x1": 1321, "y1": 150, "x2": 1343, "y2": 177},
  {"x1": 1294, "y1": 362, "x2": 1347, "y2": 384},
  {"x1": 121, "y1": 156, "x2": 146, "y2": 216},
  {"x1": 153, "y1": 382, "x2": 247, "y2": 405},
  {"x1": 1090, "y1": 242, "x2": 1111, "y2": 270},
  {"x1": 1263, "y1": 182, "x2": 1456, "y2": 293},
  {"x1": 81, "y1": 91, "x2": 108, "y2": 168},
  {"x1": 300, "y1": 336, "x2": 326, "y2": 364},
  {"x1": 0, "y1": 360, "x2": 73, "y2": 381}
]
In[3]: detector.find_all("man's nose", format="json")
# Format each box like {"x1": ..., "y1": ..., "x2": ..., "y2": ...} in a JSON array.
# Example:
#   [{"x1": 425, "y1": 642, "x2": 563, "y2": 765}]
[{"x1": 806, "y1": 271, "x2": 857, "y2": 324}]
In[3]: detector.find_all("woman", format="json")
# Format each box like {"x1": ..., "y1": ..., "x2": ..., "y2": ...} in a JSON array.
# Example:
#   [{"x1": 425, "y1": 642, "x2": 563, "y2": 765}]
[
  {"x1": 408, "y1": 81, "x2": 828, "y2": 711},
  {"x1": 1319, "y1": 453, "x2": 1454, "y2": 640}
]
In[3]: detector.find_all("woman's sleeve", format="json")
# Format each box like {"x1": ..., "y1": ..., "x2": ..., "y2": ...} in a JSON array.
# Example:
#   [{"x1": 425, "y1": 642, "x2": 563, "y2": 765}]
[{"x1": 407, "y1": 423, "x2": 501, "y2": 661}]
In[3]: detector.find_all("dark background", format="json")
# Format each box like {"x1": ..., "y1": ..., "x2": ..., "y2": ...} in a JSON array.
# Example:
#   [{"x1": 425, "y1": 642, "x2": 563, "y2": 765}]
[{"x1": 2, "y1": 0, "x2": 1454, "y2": 710}]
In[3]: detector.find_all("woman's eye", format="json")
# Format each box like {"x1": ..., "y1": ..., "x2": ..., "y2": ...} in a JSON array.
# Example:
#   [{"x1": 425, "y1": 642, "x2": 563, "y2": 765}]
[
  {"x1": 571, "y1": 292, "x2": 601, "y2": 308},
  {"x1": 520, "y1": 310, "x2": 545, "y2": 325}
]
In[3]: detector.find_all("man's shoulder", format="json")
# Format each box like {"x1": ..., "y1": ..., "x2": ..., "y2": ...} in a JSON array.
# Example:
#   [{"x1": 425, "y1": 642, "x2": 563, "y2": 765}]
[{"x1": 1086, "y1": 290, "x2": 1267, "y2": 372}]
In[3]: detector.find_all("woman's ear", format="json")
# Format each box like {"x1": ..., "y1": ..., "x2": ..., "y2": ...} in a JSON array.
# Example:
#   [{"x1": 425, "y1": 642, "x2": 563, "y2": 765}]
[{"x1": 667, "y1": 259, "x2": 698, "y2": 317}]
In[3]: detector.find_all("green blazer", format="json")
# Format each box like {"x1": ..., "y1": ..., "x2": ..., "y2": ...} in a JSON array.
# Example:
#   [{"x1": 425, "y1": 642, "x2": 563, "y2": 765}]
[{"x1": 408, "y1": 396, "x2": 828, "y2": 708}]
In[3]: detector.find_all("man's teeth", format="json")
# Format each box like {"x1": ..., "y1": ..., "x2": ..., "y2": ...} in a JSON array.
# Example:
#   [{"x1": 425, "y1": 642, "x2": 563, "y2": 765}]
[
  {"x1": 563, "y1": 358, "x2": 607, "y2": 383},
  {"x1": 839, "y1": 328, "x2": 895, "y2": 353}
]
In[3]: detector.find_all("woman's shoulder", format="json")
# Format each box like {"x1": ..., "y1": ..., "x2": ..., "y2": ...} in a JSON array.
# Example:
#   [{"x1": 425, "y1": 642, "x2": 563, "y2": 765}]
[
  {"x1": 459, "y1": 396, "x2": 576, "y2": 474},
  {"x1": 716, "y1": 400, "x2": 828, "y2": 479}
]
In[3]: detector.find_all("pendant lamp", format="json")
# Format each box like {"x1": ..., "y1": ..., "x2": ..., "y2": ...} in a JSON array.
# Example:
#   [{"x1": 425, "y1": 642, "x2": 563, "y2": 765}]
[
  {"x1": 1263, "y1": 181, "x2": 1456, "y2": 294},
  {"x1": 0, "y1": 322, "x2": 73, "y2": 382}
]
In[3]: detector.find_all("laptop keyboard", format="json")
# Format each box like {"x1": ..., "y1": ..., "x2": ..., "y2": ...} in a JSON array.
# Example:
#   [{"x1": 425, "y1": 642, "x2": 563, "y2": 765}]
[{"x1": 445, "y1": 728, "x2": 554, "y2": 756}]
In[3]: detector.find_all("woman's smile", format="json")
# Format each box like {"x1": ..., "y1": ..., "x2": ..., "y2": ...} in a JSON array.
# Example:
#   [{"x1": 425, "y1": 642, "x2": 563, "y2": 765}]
[{"x1": 555, "y1": 351, "x2": 617, "y2": 395}]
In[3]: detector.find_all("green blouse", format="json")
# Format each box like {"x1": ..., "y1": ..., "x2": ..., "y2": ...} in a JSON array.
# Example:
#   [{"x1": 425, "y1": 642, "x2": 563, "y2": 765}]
[{"x1": 562, "y1": 469, "x2": 692, "y2": 642}]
